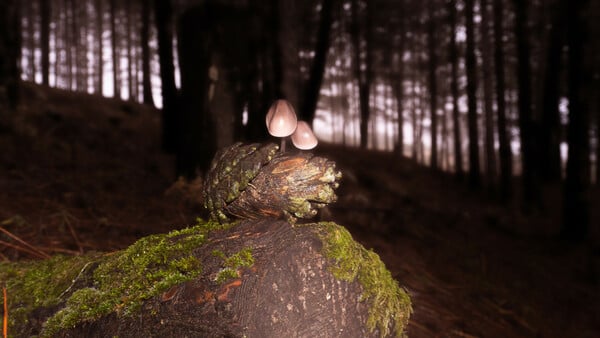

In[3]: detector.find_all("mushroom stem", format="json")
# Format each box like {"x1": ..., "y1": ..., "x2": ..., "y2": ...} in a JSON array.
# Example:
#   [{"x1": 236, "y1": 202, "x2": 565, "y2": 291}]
[{"x1": 280, "y1": 138, "x2": 286, "y2": 153}]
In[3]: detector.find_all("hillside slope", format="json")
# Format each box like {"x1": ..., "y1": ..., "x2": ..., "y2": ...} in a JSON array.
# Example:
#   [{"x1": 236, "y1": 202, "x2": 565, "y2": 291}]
[{"x1": 1, "y1": 83, "x2": 598, "y2": 337}]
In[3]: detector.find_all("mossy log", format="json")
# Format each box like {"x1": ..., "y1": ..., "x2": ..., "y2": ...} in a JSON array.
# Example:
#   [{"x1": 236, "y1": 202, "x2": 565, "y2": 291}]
[
  {"x1": 1, "y1": 219, "x2": 411, "y2": 337},
  {"x1": 1, "y1": 143, "x2": 411, "y2": 336}
]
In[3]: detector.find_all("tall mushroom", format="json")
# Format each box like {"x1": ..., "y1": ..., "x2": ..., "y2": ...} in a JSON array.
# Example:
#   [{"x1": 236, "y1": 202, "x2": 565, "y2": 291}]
[
  {"x1": 266, "y1": 100, "x2": 298, "y2": 152},
  {"x1": 291, "y1": 121, "x2": 318, "y2": 150}
]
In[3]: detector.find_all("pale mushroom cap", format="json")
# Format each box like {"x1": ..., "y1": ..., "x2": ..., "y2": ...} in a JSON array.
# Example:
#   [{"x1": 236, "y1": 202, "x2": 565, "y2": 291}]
[
  {"x1": 291, "y1": 121, "x2": 318, "y2": 150},
  {"x1": 266, "y1": 100, "x2": 298, "y2": 137}
]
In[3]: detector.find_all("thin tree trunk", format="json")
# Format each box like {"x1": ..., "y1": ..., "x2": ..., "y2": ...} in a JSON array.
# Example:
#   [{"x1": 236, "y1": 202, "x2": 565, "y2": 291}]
[
  {"x1": 561, "y1": 0, "x2": 590, "y2": 241},
  {"x1": 0, "y1": 0, "x2": 21, "y2": 111},
  {"x1": 411, "y1": 51, "x2": 418, "y2": 160},
  {"x1": 480, "y1": 0, "x2": 497, "y2": 191},
  {"x1": 427, "y1": 0, "x2": 438, "y2": 170},
  {"x1": 393, "y1": 3, "x2": 406, "y2": 156},
  {"x1": 79, "y1": 1, "x2": 88, "y2": 91},
  {"x1": 95, "y1": 0, "x2": 103, "y2": 94},
  {"x1": 110, "y1": 0, "x2": 120, "y2": 98},
  {"x1": 493, "y1": 0, "x2": 512, "y2": 200},
  {"x1": 539, "y1": 2, "x2": 565, "y2": 182},
  {"x1": 39, "y1": 0, "x2": 50, "y2": 86},
  {"x1": 465, "y1": 0, "x2": 480, "y2": 188},
  {"x1": 597, "y1": 91, "x2": 600, "y2": 186},
  {"x1": 301, "y1": 0, "x2": 334, "y2": 124},
  {"x1": 65, "y1": 0, "x2": 73, "y2": 90},
  {"x1": 28, "y1": 1, "x2": 37, "y2": 82},
  {"x1": 141, "y1": 0, "x2": 154, "y2": 106},
  {"x1": 351, "y1": 0, "x2": 372, "y2": 149},
  {"x1": 126, "y1": 0, "x2": 134, "y2": 100},
  {"x1": 448, "y1": 0, "x2": 463, "y2": 178},
  {"x1": 513, "y1": 0, "x2": 539, "y2": 209},
  {"x1": 155, "y1": 0, "x2": 178, "y2": 152}
]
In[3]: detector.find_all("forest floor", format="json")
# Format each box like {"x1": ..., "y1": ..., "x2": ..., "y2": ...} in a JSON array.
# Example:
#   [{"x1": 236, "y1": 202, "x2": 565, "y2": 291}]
[{"x1": 1, "y1": 83, "x2": 599, "y2": 337}]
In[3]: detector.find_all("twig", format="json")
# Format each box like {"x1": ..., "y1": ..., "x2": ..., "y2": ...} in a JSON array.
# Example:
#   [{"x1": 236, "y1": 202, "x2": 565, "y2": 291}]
[
  {"x1": 35, "y1": 246, "x2": 81, "y2": 256},
  {"x1": 0, "y1": 240, "x2": 48, "y2": 260},
  {"x1": 59, "y1": 261, "x2": 95, "y2": 300},
  {"x1": 0, "y1": 225, "x2": 51, "y2": 259}
]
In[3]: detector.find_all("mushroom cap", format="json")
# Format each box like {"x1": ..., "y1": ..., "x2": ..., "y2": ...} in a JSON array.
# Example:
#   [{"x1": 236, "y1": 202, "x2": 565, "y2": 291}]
[
  {"x1": 266, "y1": 100, "x2": 298, "y2": 137},
  {"x1": 291, "y1": 121, "x2": 318, "y2": 150}
]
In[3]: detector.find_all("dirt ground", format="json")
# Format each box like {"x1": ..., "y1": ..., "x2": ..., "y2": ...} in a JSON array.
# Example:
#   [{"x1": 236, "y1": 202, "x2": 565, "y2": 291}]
[{"x1": 1, "y1": 83, "x2": 599, "y2": 337}]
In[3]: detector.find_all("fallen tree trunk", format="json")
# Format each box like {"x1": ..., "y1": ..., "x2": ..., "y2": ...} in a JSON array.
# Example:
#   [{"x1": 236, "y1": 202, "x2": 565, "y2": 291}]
[{"x1": 1, "y1": 218, "x2": 411, "y2": 337}]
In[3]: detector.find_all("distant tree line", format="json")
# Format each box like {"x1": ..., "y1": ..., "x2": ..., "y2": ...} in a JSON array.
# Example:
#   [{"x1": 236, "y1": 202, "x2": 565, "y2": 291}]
[{"x1": 0, "y1": 0, "x2": 598, "y2": 241}]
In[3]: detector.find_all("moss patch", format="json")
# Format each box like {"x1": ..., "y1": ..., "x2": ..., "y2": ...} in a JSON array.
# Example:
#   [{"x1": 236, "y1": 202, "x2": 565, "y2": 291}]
[
  {"x1": 0, "y1": 218, "x2": 230, "y2": 336},
  {"x1": 315, "y1": 222, "x2": 412, "y2": 337},
  {"x1": 0, "y1": 254, "x2": 100, "y2": 334},
  {"x1": 212, "y1": 247, "x2": 255, "y2": 283}
]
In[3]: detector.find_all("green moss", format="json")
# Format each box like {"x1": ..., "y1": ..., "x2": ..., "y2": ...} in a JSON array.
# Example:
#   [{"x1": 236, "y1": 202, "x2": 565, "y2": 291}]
[
  {"x1": 0, "y1": 254, "x2": 100, "y2": 333},
  {"x1": 212, "y1": 247, "x2": 254, "y2": 284},
  {"x1": 315, "y1": 222, "x2": 412, "y2": 337},
  {"x1": 0, "y1": 218, "x2": 234, "y2": 336}
]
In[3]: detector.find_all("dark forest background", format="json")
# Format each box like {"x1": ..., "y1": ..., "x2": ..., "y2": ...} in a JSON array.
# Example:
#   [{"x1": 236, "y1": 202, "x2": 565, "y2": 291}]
[{"x1": 0, "y1": 0, "x2": 599, "y2": 242}]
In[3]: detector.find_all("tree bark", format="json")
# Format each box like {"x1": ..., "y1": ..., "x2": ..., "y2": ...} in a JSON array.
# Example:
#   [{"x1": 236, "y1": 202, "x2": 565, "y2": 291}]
[
  {"x1": 465, "y1": 0, "x2": 480, "y2": 188},
  {"x1": 493, "y1": 0, "x2": 512, "y2": 200}
]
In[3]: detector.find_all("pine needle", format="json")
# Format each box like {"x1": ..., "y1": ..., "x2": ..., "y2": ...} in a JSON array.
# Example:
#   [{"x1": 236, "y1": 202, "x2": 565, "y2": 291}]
[{"x1": 2, "y1": 287, "x2": 7, "y2": 338}]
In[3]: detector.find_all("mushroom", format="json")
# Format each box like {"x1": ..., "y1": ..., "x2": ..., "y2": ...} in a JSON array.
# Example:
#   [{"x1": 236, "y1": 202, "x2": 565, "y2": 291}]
[
  {"x1": 291, "y1": 121, "x2": 318, "y2": 150},
  {"x1": 266, "y1": 99, "x2": 298, "y2": 152}
]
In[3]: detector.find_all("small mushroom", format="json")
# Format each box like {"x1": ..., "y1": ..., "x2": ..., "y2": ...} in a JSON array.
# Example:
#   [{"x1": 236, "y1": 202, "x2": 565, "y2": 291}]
[
  {"x1": 291, "y1": 121, "x2": 318, "y2": 150},
  {"x1": 266, "y1": 100, "x2": 298, "y2": 152}
]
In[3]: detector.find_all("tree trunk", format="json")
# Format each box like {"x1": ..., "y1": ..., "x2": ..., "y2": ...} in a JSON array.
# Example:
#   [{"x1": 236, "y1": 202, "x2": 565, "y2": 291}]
[
  {"x1": 561, "y1": 0, "x2": 590, "y2": 241},
  {"x1": 141, "y1": 0, "x2": 154, "y2": 106},
  {"x1": 427, "y1": 0, "x2": 438, "y2": 170},
  {"x1": 493, "y1": 0, "x2": 512, "y2": 200},
  {"x1": 538, "y1": 2, "x2": 565, "y2": 183},
  {"x1": 26, "y1": 1, "x2": 36, "y2": 82},
  {"x1": 95, "y1": 0, "x2": 103, "y2": 95},
  {"x1": 411, "y1": 53, "x2": 418, "y2": 160},
  {"x1": 40, "y1": 0, "x2": 50, "y2": 86},
  {"x1": 480, "y1": 0, "x2": 497, "y2": 192},
  {"x1": 155, "y1": 0, "x2": 178, "y2": 153},
  {"x1": 465, "y1": 0, "x2": 480, "y2": 188},
  {"x1": 110, "y1": 0, "x2": 120, "y2": 98},
  {"x1": 300, "y1": 0, "x2": 334, "y2": 124},
  {"x1": 513, "y1": 0, "x2": 540, "y2": 210},
  {"x1": 351, "y1": 0, "x2": 372, "y2": 149},
  {"x1": 392, "y1": 0, "x2": 406, "y2": 156},
  {"x1": 126, "y1": 0, "x2": 134, "y2": 100},
  {"x1": 0, "y1": 0, "x2": 21, "y2": 111},
  {"x1": 448, "y1": 0, "x2": 463, "y2": 178}
]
